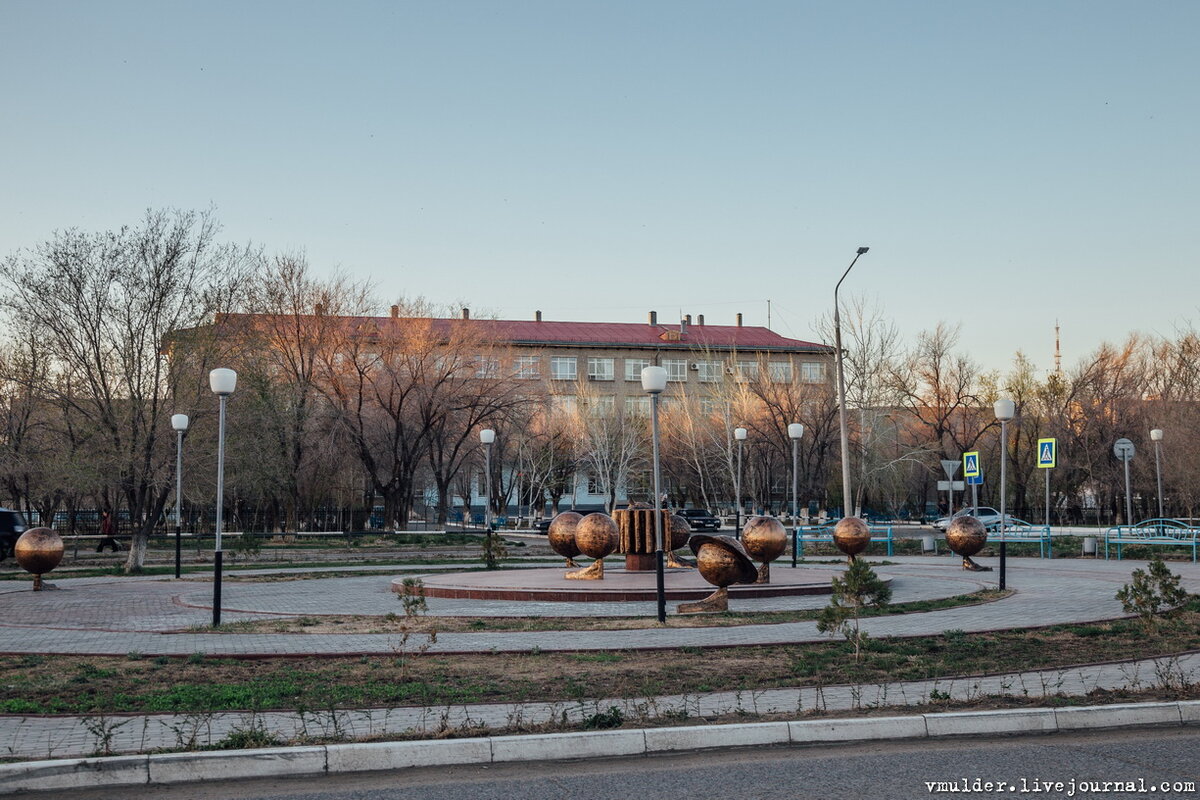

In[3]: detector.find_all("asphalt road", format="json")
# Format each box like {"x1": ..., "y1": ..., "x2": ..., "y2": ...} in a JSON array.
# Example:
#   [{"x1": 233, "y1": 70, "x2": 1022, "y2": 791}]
[{"x1": 24, "y1": 727, "x2": 1200, "y2": 800}]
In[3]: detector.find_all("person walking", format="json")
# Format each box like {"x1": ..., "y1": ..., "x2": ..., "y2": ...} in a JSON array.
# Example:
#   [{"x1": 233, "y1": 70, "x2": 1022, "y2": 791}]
[{"x1": 96, "y1": 510, "x2": 120, "y2": 552}]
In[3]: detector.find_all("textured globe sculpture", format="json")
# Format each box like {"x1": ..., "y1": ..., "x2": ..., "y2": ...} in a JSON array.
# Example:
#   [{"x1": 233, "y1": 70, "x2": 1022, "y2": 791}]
[
  {"x1": 945, "y1": 515, "x2": 992, "y2": 571},
  {"x1": 741, "y1": 515, "x2": 787, "y2": 583},
  {"x1": 678, "y1": 534, "x2": 758, "y2": 613},
  {"x1": 666, "y1": 514, "x2": 695, "y2": 568},
  {"x1": 566, "y1": 513, "x2": 618, "y2": 580},
  {"x1": 14, "y1": 527, "x2": 64, "y2": 591},
  {"x1": 547, "y1": 511, "x2": 583, "y2": 567},
  {"x1": 832, "y1": 516, "x2": 871, "y2": 563}
]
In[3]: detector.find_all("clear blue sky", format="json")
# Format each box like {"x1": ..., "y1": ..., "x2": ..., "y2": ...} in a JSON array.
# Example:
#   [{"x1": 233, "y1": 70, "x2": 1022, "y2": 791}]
[{"x1": 3, "y1": 0, "x2": 1197, "y2": 374}]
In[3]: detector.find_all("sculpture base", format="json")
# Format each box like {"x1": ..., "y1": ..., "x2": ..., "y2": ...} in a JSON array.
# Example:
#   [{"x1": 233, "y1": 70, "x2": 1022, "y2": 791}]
[
  {"x1": 677, "y1": 587, "x2": 728, "y2": 614},
  {"x1": 565, "y1": 560, "x2": 605, "y2": 580},
  {"x1": 755, "y1": 562, "x2": 771, "y2": 584},
  {"x1": 625, "y1": 553, "x2": 656, "y2": 571},
  {"x1": 665, "y1": 552, "x2": 694, "y2": 570},
  {"x1": 962, "y1": 557, "x2": 993, "y2": 572}
]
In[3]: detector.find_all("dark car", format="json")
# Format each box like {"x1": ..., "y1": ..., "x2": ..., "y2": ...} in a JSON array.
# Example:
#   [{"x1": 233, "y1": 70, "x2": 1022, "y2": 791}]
[
  {"x1": 0, "y1": 508, "x2": 29, "y2": 560},
  {"x1": 675, "y1": 508, "x2": 721, "y2": 531},
  {"x1": 535, "y1": 510, "x2": 601, "y2": 534}
]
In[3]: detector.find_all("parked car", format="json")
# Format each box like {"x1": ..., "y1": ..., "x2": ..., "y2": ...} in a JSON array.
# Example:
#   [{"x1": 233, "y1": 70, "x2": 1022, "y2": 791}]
[
  {"x1": 933, "y1": 506, "x2": 1015, "y2": 532},
  {"x1": 0, "y1": 508, "x2": 29, "y2": 560},
  {"x1": 675, "y1": 508, "x2": 721, "y2": 531},
  {"x1": 535, "y1": 510, "x2": 602, "y2": 534}
]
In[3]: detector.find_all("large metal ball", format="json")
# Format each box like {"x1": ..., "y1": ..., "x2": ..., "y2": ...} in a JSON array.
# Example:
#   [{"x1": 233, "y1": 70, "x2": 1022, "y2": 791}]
[
  {"x1": 574, "y1": 513, "x2": 618, "y2": 560},
  {"x1": 668, "y1": 514, "x2": 691, "y2": 551},
  {"x1": 14, "y1": 528, "x2": 64, "y2": 576},
  {"x1": 741, "y1": 516, "x2": 787, "y2": 563},
  {"x1": 832, "y1": 516, "x2": 871, "y2": 558},
  {"x1": 946, "y1": 515, "x2": 988, "y2": 558},
  {"x1": 547, "y1": 512, "x2": 583, "y2": 560},
  {"x1": 688, "y1": 534, "x2": 758, "y2": 588}
]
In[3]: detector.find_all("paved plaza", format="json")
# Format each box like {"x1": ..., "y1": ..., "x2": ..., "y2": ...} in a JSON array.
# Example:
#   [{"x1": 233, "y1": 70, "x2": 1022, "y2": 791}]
[{"x1": 2, "y1": 554, "x2": 1199, "y2": 760}]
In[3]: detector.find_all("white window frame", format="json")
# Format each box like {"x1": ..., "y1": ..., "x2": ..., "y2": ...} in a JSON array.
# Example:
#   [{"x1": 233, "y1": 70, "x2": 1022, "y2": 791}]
[
  {"x1": 624, "y1": 358, "x2": 650, "y2": 381},
  {"x1": 625, "y1": 396, "x2": 651, "y2": 416},
  {"x1": 587, "y1": 357, "x2": 615, "y2": 381},
  {"x1": 769, "y1": 361, "x2": 793, "y2": 383},
  {"x1": 801, "y1": 361, "x2": 826, "y2": 383},
  {"x1": 550, "y1": 356, "x2": 577, "y2": 381},
  {"x1": 515, "y1": 355, "x2": 541, "y2": 380},
  {"x1": 735, "y1": 360, "x2": 758, "y2": 382},
  {"x1": 474, "y1": 355, "x2": 500, "y2": 379},
  {"x1": 663, "y1": 358, "x2": 687, "y2": 383},
  {"x1": 696, "y1": 360, "x2": 721, "y2": 383}
]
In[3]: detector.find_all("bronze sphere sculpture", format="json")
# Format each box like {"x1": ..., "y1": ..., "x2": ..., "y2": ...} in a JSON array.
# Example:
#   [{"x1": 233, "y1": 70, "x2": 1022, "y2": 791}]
[
  {"x1": 566, "y1": 513, "x2": 618, "y2": 580},
  {"x1": 547, "y1": 511, "x2": 583, "y2": 567},
  {"x1": 14, "y1": 527, "x2": 64, "y2": 591},
  {"x1": 677, "y1": 534, "x2": 758, "y2": 613},
  {"x1": 945, "y1": 515, "x2": 992, "y2": 571},
  {"x1": 741, "y1": 515, "x2": 787, "y2": 583},
  {"x1": 832, "y1": 516, "x2": 871, "y2": 563}
]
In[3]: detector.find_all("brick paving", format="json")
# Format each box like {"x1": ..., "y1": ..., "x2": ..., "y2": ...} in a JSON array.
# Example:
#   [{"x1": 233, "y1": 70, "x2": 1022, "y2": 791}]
[{"x1": 1, "y1": 555, "x2": 1198, "y2": 760}]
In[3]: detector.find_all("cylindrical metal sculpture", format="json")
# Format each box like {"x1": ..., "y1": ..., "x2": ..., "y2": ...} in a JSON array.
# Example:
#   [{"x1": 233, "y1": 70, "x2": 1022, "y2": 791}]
[
  {"x1": 832, "y1": 516, "x2": 871, "y2": 563},
  {"x1": 547, "y1": 512, "x2": 583, "y2": 567},
  {"x1": 14, "y1": 528, "x2": 64, "y2": 591},
  {"x1": 677, "y1": 534, "x2": 758, "y2": 613},
  {"x1": 741, "y1": 515, "x2": 787, "y2": 583},
  {"x1": 945, "y1": 515, "x2": 992, "y2": 572},
  {"x1": 566, "y1": 513, "x2": 618, "y2": 580}
]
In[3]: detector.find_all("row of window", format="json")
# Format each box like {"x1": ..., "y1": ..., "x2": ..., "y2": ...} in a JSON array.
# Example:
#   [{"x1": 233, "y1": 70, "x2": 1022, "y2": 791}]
[
  {"x1": 548, "y1": 394, "x2": 818, "y2": 417},
  {"x1": 505, "y1": 356, "x2": 827, "y2": 383}
]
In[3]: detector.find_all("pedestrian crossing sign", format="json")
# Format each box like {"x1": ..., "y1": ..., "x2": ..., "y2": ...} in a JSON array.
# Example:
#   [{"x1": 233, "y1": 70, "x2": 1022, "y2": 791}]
[
  {"x1": 1037, "y1": 438, "x2": 1057, "y2": 469},
  {"x1": 963, "y1": 451, "x2": 980, "y2": 478}
]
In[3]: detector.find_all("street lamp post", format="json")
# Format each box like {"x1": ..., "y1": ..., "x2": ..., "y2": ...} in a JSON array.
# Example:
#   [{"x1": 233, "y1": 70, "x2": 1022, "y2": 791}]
[
  {"x1": 209, "y1": 368, "x2": 237, "y2": 627},
  {"x1": 788, "y1": 423, "x2": 804, "y2": 568},
  {"x1": 734, "y1": 427, "x2": 747, "y2": 538},
  {"x1": 642, "y1": 366, "x2": 668, "y2": 623},
  {"x1": 170, "y1": 414, "x2": 189, "y2": 580},
  {"x1": 835, "y1": 246, "x2": 869, "y2": 518},
  {"x1": 994, "y1": 398, "x2": 1015, "y2": 591},
  {"x1": 1151, "y1": 428, "x2": 1165, "y2": 521},
  {"x1": 480, "y1": 428, "x2": 496, "y2": 569}
]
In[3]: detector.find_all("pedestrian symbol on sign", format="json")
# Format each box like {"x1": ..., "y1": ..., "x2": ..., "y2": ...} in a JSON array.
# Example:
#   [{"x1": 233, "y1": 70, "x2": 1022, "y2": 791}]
[
  {"x1": 1037, "y1": 438, "x2": 1057, "y2": 469},
  {"x1": 963, "y1": 452, "x2": 980, "y2": 478}
]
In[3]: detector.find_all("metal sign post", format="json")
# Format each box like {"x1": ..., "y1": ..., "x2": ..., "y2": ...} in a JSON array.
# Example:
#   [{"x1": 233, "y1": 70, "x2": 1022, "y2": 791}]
[
  {"x1": 963, "y1": 452, "x2": 982, "y2": 510},
  {"x1": 1114, "y1": 438, "x2": 1136, "y2": 526},
  {"x1": 941, "y1": 459, "x2": 961, "y2": 517},
  {"x1": 1037, "y1": 438, "x2": 1056, "y2": 531}
]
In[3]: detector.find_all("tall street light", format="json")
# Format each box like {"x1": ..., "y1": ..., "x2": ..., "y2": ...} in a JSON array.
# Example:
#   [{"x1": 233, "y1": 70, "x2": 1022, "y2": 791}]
[
  {"x1": 788, "y1": 423, "x2": 804, "y2": 568},
  {"x1": 1151, "y1": 428, "x2": 1165, "y2": 521},
  {"x1": 734, "y1": 427, "x2": 747, "y2": 538},
  {"x1": 209, "y1": 368, "x2": 237, "y2": 627},
  {"x1": 994, "y1": 398, "x2": 1015, "y2": 591},
  {"x1": 835, "y1": 246, "x2": 869, "y2": 518},
  {"x1": 170, "y1": 413, "x2": 189, "y2": 580},
  {"x1": 480, "y1": 428, "x2": 496, "y2": 569},
  {"x1": 642, "y1": 366, "x2": 668, "y2": 623}
]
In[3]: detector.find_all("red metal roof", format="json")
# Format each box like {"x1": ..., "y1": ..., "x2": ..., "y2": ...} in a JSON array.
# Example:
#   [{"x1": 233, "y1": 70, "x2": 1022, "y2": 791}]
[{"x1": 211, "y1": 314, "x2": 829, "y2": 353}]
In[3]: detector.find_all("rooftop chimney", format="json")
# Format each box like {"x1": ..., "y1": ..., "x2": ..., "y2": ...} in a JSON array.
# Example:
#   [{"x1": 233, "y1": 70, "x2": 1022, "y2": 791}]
[
  {"x1": 685, "y1": 314, "x2": 692, "y2": 325},
  {"x1": 315, "y1": 302, "x2": 325, "y2": 316},
  {"x1": 461, "y1": 307, "x2": 470, "y2": 320},
  {"x1": 697, "y1": 314, "x2": 705, "y2": 326},
  {"x1": 390, "y1": 305, "x2": 399, "y2": 319},
  {"x1": 648, "y1": 310, "x2": 658, "y2": 326},
  {"x1": 680, "y1": 316, "x2": 688, "y2": 335},
  {"x1": 736, "y1": 312, "x2": 743, "y2": 327}
]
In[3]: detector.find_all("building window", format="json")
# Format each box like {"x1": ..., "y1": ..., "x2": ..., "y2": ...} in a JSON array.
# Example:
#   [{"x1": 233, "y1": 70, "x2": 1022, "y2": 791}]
[
  {"x1": 474, "y1": 356, "x2": 500, "y2": 379},
  {"x1": 624, "y1": 358, "x2": 650, "y2": 381},
  {"x1": 769, "y1": 361, "x2": 793, "y2": 383},
  {"x1": 663, "y1": 359, "x2": 687, "y2": 383},
  {"x1": 586, "y1": 396, "x2": 616, "y2": 416},
  {"x1": 625, "y1": 396, "x2": 651, "y2": 416},
  {"x1": 696, "y1": 360, "x2": 721, "y2": 383},
  {"x1": 735, "y1": 360, "x2": 758, "y2": 382},
  {"x1": 801, "y1": 361, "x2": 826, "y2": 383},
  {"x1": 587, "y1": 357, "x2": 614, "y2": 381},
  {"x1": 699, "y1": 397, "x2": 722, "y2": 415},
  {"x1": 515, "y1": 355, "x2": 540, "y2": 379},
  {"x1": 550, "y1": 356, "x2": 577, "y2": 381},
  {"x1": 550, "y1": 395, "x2": 577, "y2": 415}
]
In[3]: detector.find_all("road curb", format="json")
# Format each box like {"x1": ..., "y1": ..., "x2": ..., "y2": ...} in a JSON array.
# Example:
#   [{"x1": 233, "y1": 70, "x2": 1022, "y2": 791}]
[{"x1": 2, "y1": 700, "x2": 1197, "y2": 795}]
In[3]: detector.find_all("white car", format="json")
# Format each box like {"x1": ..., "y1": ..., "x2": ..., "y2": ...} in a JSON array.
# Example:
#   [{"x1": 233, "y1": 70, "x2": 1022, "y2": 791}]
[{"x1": 933, "y1": 507, "x2": 1008, "y2": 532}]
